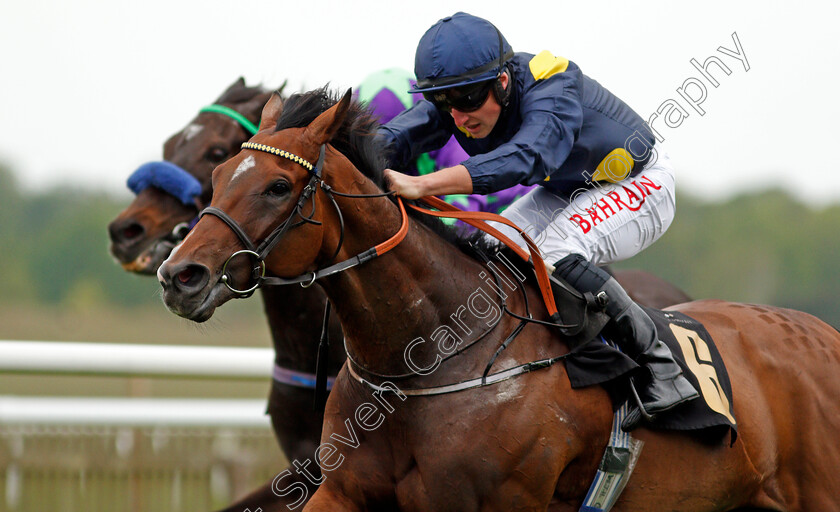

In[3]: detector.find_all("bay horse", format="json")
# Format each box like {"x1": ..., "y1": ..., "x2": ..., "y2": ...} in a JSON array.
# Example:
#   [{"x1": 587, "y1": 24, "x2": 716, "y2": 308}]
[
  {"x1": 108, "y1": 76, "x2": 690, "y2": 512},
  {"x1": 108, "y1": 78, "x2": 346, "y2": 512},
  {"x1": 158, "y1": 88, "x2": 840, "y2": 511}
]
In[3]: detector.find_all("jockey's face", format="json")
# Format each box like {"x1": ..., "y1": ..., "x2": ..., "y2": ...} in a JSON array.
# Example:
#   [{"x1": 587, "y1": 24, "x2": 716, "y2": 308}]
[{"x1": 449, "y1": 72, "x2": 508, "y2": 139}]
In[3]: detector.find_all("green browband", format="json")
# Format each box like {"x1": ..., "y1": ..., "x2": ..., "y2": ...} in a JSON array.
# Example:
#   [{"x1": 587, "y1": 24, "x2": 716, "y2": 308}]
[{"x1": 199, "y1": 104, "x2": 259, "y2": 135}]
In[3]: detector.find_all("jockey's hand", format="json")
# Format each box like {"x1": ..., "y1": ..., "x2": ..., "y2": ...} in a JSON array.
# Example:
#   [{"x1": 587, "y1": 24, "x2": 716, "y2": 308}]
[
  {"x1": 384, "y1": 165, "x2": 473, "y2": 200},
  {"x1": 384, "y1": 169, "x2": 425, "y2": 199}
]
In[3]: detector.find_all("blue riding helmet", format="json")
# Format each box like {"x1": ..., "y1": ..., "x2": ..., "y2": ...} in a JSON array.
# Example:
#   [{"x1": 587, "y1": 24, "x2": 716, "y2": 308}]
[{"x1": 412, "y1": 12, "x2": 513, "y2": 94}]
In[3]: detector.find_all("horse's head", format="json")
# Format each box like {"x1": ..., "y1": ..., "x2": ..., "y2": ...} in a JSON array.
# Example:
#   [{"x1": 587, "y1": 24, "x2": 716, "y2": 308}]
[
  {"x1": 158, "y1": 88, "x2": 373, "y2": 321},
  {"x1": 107, "y1": 78, "x2": 273, "y2": 274}
]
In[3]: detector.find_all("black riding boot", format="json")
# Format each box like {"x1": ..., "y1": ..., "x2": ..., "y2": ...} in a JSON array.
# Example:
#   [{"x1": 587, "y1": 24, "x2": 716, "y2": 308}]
[{"x1": 552, "y1": 254, "x2": 699, "y2": 428}]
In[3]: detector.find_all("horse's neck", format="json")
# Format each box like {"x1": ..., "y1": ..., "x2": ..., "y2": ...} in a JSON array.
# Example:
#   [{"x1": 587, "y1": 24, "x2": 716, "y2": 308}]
[
  {"x1": 318, "y1": 187, "x2": 502, "y2": 376},
  {"x1": 258, "y1": 286, "x2": 346, "y2": 374}
]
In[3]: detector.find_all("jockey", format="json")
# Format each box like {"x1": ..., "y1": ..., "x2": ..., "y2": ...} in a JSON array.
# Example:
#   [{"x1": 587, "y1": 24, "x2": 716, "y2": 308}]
[
  {"x1": 379, "y1": 12, "x2": 698, "y2": 426},
  {"x1": 355, "y1": 68, "x2": 533, "y2": 220}
]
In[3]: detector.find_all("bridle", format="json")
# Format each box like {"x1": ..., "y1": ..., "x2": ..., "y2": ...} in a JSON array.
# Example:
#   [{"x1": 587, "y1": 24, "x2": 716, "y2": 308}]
[
  {"x1": 198, "y1": 104, "x2": 260, "y2": 136},
  {"x1": 200, "y1": 141, "x2": 409, "y2": 297}
]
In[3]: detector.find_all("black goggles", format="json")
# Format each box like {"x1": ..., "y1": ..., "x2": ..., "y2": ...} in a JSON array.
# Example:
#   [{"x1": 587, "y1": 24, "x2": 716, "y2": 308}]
[{"x1": 423, "y1": 79, "x2": 495, "y2": 113}]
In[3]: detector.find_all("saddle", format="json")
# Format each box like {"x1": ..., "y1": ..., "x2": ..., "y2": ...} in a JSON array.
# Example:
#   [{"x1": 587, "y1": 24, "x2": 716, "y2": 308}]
[
  {"x1": 410, "y1": 196, "x2": 736, "y2": 439},
  {"x1": 500, "y1": 250, "x2": 737, "y2": 440}
]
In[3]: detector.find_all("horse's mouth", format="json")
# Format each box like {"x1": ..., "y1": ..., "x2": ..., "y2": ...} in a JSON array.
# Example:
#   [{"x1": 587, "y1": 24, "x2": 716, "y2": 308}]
[
  {"x1": 118, "y1": 240, "x2": 177, "y2": 275},
  {"x1": 161, "y1": 279, "x2": 232, "y2": 323}
]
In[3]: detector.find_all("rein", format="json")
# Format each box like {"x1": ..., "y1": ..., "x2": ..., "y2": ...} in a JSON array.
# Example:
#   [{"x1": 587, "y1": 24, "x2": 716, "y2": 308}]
[{"x1": 409, "y1": 196, "x2": 559, "y2": 317}]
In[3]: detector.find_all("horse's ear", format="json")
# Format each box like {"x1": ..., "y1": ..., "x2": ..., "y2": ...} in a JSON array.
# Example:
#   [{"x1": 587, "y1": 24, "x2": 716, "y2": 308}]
[
  {"x1": 305, "y1": 89, "x2": 352, "y2": 146},
  {"x1": 259, "y1": 92, "x2": 284, "y2": 132},
  {"x1": 224, "y1": 77, "x2": 247, "y2": 94}
]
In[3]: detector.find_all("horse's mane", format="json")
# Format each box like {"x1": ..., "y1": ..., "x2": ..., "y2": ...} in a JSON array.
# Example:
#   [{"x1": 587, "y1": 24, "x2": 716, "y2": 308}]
[
  {"x1": 274, "y1": 86, "x2": 499, "y2": 256},
  {"x1": 276, "y1": 86, "x2": 388, "y2": 188}
]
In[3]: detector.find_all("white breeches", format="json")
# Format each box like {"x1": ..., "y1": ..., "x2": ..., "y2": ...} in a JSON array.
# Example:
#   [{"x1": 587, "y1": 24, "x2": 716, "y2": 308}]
[{"x1": 491, "y1": 144, "x2": 676, "y2": 266}]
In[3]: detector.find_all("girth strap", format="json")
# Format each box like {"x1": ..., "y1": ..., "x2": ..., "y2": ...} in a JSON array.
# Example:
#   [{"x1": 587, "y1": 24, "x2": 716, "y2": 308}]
[{"x1": 346, "y1": 351, "x2": 571, "y2": 397}]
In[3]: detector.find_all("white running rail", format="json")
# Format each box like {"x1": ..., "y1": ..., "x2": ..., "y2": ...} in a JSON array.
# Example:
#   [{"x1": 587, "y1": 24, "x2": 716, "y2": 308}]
[
  {"x1": 0, "y1": 340, "x2": 275, "y2": 426},
  {"x1": 0, "y1": 340, "x2": 273, "y2": 379}
]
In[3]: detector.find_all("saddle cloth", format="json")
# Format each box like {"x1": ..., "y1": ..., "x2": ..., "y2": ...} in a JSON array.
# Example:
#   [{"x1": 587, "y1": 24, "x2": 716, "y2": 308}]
[{"x1": 563, "y1": 308, "x2": 738, "y2": 442}]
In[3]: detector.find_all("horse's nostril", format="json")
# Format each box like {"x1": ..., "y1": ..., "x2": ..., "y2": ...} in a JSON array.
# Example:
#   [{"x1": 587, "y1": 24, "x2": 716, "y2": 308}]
[
  {"x1": 122, "y1": 223, "x2": 144, "y2": 240},
  {"x1": 174, "y1": 264, "x2": 208, "y2": 291},
  {"x1": 109, "y1": 219, "x2": 145, "y2": 245},
  {"x1": 178, "y1": 267, "x2": 195, "y2": 284}
]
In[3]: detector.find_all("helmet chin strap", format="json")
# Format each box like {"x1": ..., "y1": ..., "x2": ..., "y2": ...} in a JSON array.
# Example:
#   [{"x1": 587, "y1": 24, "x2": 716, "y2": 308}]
[
  {"x1": 494, "y1": 66, "x2": 512, "y2": 109},
  {"x1": 491, "y1": 26, "x2": 512, "y2": 109}
]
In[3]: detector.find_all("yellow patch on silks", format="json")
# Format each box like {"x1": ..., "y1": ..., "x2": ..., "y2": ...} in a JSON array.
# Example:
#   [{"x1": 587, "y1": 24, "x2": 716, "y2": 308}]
[
  {"x1": 592, "y1": 148, "x2": 635, "y2": 183},
  {"x1": 529, "y1": 51, "x2": 569, "y2": 80}
]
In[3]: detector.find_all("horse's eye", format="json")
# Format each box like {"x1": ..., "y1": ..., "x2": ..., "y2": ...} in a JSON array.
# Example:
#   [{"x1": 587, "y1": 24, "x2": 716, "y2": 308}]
[
  {"x1": 266, "y1": 181, "x2": 290, "y2": 197},
  {"x1": 206, "y1": 147, "x2": 228, "y2": 163}
]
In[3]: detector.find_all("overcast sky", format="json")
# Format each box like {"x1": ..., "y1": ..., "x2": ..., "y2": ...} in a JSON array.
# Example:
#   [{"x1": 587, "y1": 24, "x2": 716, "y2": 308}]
[{"x1": 1, "y1": 0, "x2": 838, "y2": 204}]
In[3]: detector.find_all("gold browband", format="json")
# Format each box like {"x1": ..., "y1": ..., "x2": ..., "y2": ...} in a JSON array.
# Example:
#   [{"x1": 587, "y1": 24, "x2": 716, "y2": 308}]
[{"x1": 240, "y1": 142, "x2": 314, "y2": 172}]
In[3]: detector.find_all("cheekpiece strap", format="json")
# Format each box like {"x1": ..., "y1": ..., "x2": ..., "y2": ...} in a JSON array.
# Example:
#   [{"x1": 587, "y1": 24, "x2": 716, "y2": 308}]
[{"x1": 240, "y1": 142, "x2": 326, "y2": 177}]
